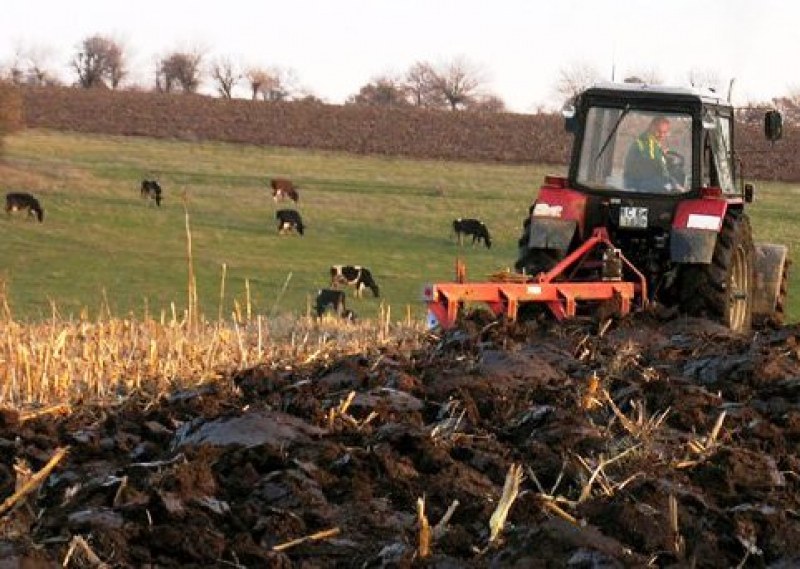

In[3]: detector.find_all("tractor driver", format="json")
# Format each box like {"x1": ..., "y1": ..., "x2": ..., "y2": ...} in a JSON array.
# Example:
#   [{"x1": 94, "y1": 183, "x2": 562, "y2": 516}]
[{"x1": 624, "y1": 116, "x2": 684, "y2": 192}]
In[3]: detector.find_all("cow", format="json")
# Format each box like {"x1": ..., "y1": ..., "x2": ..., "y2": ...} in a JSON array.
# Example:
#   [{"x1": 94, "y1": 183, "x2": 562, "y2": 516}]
[
  {"x1": 5, "y1": 192, "x2": 44, "y2": 222},
  {"x1": 330, "y1": 265, "x2": 380, "y2": 298},
  {"x1": 270, "y1": 178, "x2": 299, "y2": 203},
  {"x1": 140, "y1": 180, "x2": 162, "y2": 207},
  {"x1": 276, "y1": 209, "x2": 305, "y2": 235},
  {"x1": 453, "y1": 218, "x2": 492, "y2": 249},
  {"x1": 314, "y1": 288, "x2": 355, "y2": 320}
]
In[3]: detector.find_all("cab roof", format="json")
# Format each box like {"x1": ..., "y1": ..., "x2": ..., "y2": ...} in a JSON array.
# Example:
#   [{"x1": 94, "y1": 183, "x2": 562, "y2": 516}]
[{"x1": 585, "y1": 82, "x2": 730, "y2": 108}]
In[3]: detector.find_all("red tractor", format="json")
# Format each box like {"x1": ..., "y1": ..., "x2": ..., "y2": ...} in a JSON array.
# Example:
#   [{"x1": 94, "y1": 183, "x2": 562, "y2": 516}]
[{"x1": 425, "y1": 83, "x2": 787, "y2": 332}]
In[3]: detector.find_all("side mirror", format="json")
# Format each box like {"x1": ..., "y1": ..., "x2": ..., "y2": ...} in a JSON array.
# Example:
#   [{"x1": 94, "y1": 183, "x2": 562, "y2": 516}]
[
  {"x1": 562, "y1": 105, "x2": 577, "y2": 133},
  {"x1": 744, "y1": 183, "x2": 755, "y2": 203},
  {"x1": 765, "y1": 110, "x2": 783, "y2": 141}
]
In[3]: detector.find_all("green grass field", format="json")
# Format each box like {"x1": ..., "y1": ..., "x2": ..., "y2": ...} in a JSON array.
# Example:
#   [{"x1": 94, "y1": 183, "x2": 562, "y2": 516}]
[{"x1": 1, "y1": 129, "x2": 798, "y2": 323}]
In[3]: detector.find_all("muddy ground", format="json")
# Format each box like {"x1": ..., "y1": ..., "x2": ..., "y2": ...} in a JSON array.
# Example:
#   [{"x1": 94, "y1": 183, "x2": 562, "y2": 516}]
[{"x1": 2, "y1": 313, "x2": 800, "y2": 568}]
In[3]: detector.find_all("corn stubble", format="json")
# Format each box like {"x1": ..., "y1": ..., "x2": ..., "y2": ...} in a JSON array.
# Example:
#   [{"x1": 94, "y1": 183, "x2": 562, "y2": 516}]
[{"x1": 0, "y1": 300, "x2": 425, "y2": 410}]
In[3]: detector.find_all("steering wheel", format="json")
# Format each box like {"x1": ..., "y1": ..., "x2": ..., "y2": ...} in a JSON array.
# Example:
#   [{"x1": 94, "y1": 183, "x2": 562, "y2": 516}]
[
  {"x1": 665, "y1": 150, "x2": 686, "y2": 186},
  {"x1": 666, "y1": 150, "x2": 684, "y2": 168}
]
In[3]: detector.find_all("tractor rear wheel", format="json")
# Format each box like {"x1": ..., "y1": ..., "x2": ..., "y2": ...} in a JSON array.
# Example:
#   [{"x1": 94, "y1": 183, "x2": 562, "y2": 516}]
[{"x1": 679, "y1": 212, "x2": 755, "y2": 332}]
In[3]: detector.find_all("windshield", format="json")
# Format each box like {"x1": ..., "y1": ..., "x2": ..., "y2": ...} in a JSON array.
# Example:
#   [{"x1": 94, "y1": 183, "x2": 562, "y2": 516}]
[{"x1": 576, "y1": 106, "x2": 693, "y2": 194}]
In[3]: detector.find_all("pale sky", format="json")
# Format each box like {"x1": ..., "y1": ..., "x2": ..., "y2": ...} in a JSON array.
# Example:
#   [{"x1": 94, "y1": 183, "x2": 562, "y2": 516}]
[{"x1": 1, "y1": 0, "x2": 798, "y2": 113}]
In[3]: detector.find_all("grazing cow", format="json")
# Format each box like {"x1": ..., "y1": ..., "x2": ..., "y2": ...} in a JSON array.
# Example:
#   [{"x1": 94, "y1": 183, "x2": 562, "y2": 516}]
[
  {"x1": 276, "y1": 209, "x2": 305, "y2": 235},
  {"x1": 270, "y1": 178, "x2": 299, "y2": 203},
  {"x1": 330, "y1": 265, "x2": 380, "y2": 298},
  {"x1": 314, "y1": 289, "x2": 355, "y2": 320},
  {"x1": 453, "y1": 218, "x2": 492, "y2": 249},
  {"x1": 140, "y1": 180, "x2": 162, "y2": 207},
  {"x1": 5, "y1": 192, "x2": 44, "y2": 222}
]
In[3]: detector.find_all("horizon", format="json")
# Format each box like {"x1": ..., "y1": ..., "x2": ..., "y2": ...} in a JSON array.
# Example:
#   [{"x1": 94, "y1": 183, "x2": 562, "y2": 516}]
[{"x1": 2, "y1": 0, "x2": 799, "y2": 113}]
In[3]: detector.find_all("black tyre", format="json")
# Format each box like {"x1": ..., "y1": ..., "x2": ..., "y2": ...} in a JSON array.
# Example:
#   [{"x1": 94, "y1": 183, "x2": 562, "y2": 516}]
[
  {"x1": 514, "y1": 219, "x2": 559, "y2": 277},
  {"x1": 679, "y1": 212, "x2": 755, "y2": 332}
]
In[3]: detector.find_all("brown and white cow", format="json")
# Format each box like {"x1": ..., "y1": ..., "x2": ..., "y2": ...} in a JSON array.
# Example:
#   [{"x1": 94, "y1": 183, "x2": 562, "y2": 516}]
[
  {"x1": 330, "y1": 265, "x2": 380, "y2": 298},
  {"x1": 270, "y1": 178, "x2": 299, "y2": 203}
]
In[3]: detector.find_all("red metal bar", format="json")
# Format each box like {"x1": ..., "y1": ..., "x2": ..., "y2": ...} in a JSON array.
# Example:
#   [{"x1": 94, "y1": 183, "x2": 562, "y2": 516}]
[
  {"x1": 425, "y1": 280, "x2": 639, "y2": 329},
  {"x1": 423, "y1": 228, "x2": 649, "y2": 329}
]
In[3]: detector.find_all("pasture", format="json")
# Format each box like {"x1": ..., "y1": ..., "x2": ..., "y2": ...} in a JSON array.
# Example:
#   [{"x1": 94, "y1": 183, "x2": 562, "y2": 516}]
[
  {"x1": 0, "y1": 129, "x2": 798, "y2": 323},
  {"x1": 0, "y1": 130, "x2": 553, "y2": 322}
]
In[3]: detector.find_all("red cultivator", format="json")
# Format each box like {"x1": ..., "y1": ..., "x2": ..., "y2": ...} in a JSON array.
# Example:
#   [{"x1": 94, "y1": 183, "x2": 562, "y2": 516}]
[{"x1": 424, "y1": 228, "x2": 649, "y2": 330}]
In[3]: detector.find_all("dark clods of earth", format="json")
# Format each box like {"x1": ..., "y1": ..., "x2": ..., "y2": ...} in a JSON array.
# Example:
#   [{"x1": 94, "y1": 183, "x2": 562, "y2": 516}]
[{"x1": 3, "y1": 313, "x2": 800, "y2": 567}]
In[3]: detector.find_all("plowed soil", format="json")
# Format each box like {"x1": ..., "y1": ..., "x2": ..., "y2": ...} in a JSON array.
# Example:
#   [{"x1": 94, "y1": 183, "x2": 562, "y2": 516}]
[{"x1": 3, "y1": 313, "x2": 800, "y2": 567}]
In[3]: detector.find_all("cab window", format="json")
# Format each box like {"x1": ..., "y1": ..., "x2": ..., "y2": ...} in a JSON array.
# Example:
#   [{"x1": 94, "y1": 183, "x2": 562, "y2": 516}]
[{"x1": 576, "y1": 106, "x2": 693, "y2": 194}]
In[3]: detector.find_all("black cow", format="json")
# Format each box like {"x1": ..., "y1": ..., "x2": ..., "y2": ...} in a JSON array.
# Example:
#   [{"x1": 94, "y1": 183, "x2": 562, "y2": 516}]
[
  {"x1": 330, "y1": 265, "x2": 380, "y2": 298},
  {"x1": 453, "y1": 218, "x2": 491, "y2": 248},
  {"x1": 276, "y1": 209, "x2": 304, "y2": 235},
  {"x1": 5, "y1": 192, "x2": 44, "y2": 222},
  {"x1": 270, "y1": 178, "x2": 299, "y2": 203},
  {"x1": 314, "y1": 288, "x2": 355, "y2": 320},
  {"x1": 140, "y1": 180, "x2": 162, "y2": 206}
]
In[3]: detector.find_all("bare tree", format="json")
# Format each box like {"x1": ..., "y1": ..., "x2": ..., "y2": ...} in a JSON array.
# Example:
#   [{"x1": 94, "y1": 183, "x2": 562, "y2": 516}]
[
  {"x1": 244, "y1": 66, "x2": 297, "y2": 101},
  {"x1": 404, "y1": 61, "x2": 437, "y2": 107},
  {"x1": 72, "y1": 35, "x2": 126, "y2": 89},
  {"x1": 554, "y1": 61, "x2": 601, "y2": 104},
  {"x1": 347, "y1": 75, "x2": 409, "y2": 107},
  {"x1": 244, "y1": 67, "x2": 269, "y2": 100},
  {"x1": 157, "y1": 51, "x2": 203, "y2": 93},
  {"x1": 429, "y1": 57, "x2": 485, "y2": 111},
  {"x1": 263, "y1": 67, "x2": 297, "y2": 101},
  {"x1": 210, "y1": 57, "x2": 241, "y2": 99},
  {"x1": 107, "y1": 45, "x2": 126, "y2": 89},
  {"x1": 4, "y1": 44, "x2": 61, "y2": 86}
]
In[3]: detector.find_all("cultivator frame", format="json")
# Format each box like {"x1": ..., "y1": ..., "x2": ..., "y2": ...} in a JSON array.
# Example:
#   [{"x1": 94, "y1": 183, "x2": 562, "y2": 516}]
[{"x1": 424, "y1": 228, "x2": 649, "y2": 329}]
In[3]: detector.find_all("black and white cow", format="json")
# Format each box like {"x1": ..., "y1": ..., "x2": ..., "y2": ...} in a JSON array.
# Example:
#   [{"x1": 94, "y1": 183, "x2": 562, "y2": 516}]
[
  {"x1": 270, "y1": 178, "x2": 300, "y2": 203},
  {"x1": 453, "y1": 218, "x2": 492, "y2": 248},
  {"x1": 276, "y1": 209, "x2": 304, "y2": 235},
  {"x1": 330, "y1": 265, "x2": 380, "y2": 298},
  {"x1": 140, "y1": 179, "x2": 162, "y2": 207},
  {"x1": 314, "y1": 288, "x2": 355, "y2": 320},
  {"x1": 5, "y1": 192, "x2": 44, "y2": 222}
]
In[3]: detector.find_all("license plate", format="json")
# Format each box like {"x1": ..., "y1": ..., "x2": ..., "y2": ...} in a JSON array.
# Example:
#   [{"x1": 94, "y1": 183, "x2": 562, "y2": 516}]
[{"x1": 619, "y1": 207, "x2": 648, "y2": 229}]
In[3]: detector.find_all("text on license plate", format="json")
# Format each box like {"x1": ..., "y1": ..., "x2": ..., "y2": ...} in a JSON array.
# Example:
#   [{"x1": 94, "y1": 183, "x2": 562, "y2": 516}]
[{"x1": 619, "y1": 207, "x2": 648, "y2": 228}]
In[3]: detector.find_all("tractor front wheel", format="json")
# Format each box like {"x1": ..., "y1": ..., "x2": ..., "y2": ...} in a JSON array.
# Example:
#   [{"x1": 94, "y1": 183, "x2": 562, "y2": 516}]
[
  {"x1": 679, "y1": 212, "x2": 755, "y2": 332},
  {"x1": 514, "y1": 220, "x2": 560, "y2": 277}
]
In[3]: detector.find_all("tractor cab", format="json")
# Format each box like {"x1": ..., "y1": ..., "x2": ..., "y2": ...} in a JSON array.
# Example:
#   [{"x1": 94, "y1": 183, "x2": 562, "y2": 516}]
[{"x1": 565, "y1": 83, "x2": 781, "y2": 201}]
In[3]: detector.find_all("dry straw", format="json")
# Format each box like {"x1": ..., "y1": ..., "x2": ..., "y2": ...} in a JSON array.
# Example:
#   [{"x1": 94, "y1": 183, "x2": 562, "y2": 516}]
[{"x1": 0, "y1": 306, "x2": 425, "y2": 409}]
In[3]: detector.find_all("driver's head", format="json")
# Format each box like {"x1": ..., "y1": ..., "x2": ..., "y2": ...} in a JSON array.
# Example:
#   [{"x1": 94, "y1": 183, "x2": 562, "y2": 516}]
[{"x1": 649, "y1": 117, "x2": 670, "y2": 142}]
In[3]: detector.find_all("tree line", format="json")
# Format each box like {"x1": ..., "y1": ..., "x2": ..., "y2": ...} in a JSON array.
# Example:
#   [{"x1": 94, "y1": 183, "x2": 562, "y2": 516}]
[
  {"x1": 3, "y1": 34, "x2": 799, "y2": 124},
  {"x1": 2, "y1": 35, "x2": 509, "y2": 112}
]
